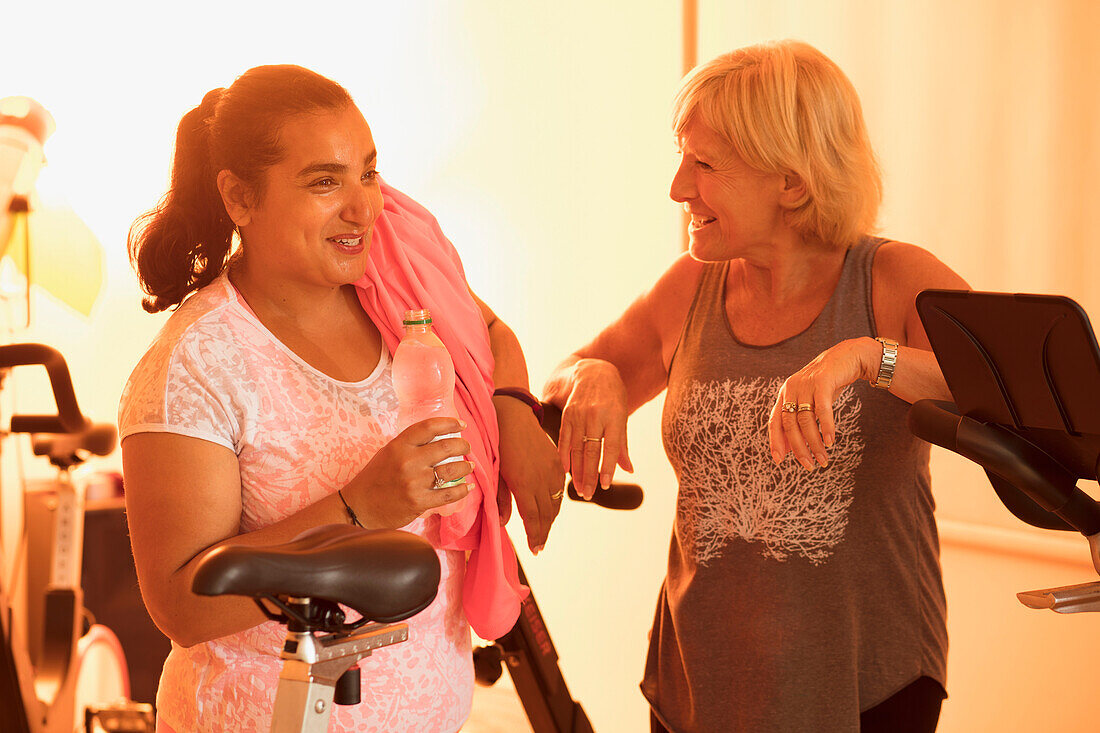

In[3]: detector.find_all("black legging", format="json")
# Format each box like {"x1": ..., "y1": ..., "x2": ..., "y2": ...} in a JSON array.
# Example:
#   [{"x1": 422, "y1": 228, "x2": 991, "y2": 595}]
[
  {"x1": 859, "y1": 676, "x2": 945, "y2": 733},
  {"x1": 649, "y1": 676, "x2": 945, "y2": 733}
]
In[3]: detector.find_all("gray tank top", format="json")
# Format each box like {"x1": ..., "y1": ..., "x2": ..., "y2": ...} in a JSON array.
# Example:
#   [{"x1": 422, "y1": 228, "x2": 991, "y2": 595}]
[{"x1": 642, "y1": 237, "x2": 947, "y2": 732}]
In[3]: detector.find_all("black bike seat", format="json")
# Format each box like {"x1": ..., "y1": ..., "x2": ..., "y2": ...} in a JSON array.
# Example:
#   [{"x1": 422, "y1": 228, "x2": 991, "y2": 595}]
[
  {"x1": 192, "y1": 524, "x2": 441, "y2": 623},
  {"x1": 32, "y1": 422, "x2": 117, "y2": 468}
]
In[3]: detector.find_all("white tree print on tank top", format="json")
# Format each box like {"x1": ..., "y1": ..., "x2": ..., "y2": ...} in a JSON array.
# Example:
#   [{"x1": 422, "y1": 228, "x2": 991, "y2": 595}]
[{"x1": 667, "y1": 377, "x2": 864, "y2": 566}]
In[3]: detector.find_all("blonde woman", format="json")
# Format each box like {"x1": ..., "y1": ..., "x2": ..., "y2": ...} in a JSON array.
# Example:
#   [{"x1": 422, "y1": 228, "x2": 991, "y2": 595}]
[{"x1": 545, "y1": 40, "x2": 968, "y2": 732}]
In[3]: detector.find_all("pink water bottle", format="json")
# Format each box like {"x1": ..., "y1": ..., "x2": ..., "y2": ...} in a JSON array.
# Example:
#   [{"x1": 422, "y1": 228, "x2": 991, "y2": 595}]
[{"x1": 392, "y1": 308, "x2": 467, "y2": 516}]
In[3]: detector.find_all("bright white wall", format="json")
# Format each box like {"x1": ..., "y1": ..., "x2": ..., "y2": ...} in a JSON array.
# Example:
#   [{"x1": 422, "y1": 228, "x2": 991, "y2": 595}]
[{"x1": 2, "y1": 2, "x2": 1099, "y2": 732}]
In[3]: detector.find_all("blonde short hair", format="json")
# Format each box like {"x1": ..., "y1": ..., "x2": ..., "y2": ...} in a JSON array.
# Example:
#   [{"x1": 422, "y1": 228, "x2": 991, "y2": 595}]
[{"x1": 672, "y1": 40, "x2": 882, "y2": 248}]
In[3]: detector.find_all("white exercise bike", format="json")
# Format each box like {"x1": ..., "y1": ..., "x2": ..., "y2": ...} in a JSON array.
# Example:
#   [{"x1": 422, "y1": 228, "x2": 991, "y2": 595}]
[{"x1": 0, "y1": 343, "x2": 153, "y2": 733}]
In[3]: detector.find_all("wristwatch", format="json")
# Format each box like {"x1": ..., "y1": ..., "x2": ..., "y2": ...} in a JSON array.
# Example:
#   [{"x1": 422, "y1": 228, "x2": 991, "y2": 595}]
[{"x1": 871, "y1": 337, "x2": 899, "y2": 390}]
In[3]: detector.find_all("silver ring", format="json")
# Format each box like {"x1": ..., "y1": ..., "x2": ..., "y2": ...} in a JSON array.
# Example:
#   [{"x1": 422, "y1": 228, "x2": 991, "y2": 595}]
[{"x1": 432, "y1": 468, "x2": 446, "y2": 490}]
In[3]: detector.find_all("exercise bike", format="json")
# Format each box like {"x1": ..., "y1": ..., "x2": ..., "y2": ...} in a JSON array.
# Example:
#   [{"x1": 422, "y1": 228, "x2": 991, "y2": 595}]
[
  {"x1": 907, "y1": 289, "x2": 1100, "y2": 612},
  {"x1": 0, "y1": 343, "x2": 154, "y2": 733},
  {"x1": 192, "y1": 403, "x2": 643, "y2": 733},
  {"x1": 193, "y1": 523, "x2": 442, "y2": 733}
]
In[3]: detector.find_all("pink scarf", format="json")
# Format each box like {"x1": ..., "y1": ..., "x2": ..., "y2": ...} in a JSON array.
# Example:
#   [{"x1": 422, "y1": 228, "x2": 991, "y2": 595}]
[{"x1": 355, "y1": 180, "x2": 525, "y2": 640}]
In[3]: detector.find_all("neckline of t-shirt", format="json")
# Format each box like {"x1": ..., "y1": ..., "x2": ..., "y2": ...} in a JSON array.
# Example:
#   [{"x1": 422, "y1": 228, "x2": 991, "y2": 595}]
[
  {"x1": 719, "y1": 245, "x2": 855, "y2": 350},
  {"x1": 218, "y1": 274, "x2": 390, "y2": 388}
]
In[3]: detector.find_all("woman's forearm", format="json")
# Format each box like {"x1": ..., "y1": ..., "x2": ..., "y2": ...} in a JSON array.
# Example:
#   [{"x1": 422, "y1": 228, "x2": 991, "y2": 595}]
[
  {"x1": 138, "y1": 489, "x2": 355, "y2": 647},
  {"x1": 481, "y1": 313, "x2": 566, "y2": 550},
  {"x1": 858, "y1": 336, "x2": 953, "y2": 404},
  {"x1": 128, "y1": 419, "x2": 471, "y2": 648}
]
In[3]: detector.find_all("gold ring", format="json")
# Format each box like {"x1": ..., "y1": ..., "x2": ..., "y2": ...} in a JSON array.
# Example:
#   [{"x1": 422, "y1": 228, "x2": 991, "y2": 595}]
[
  {"x1": 582, "y1": 436, "x2": 603, "y2": 443},
  {"x1": 432, "y1": 468, "x2": 446, "y2": 490},
  {"x1": 797, "y1": 403, "x2": 814, "y2": 412},
  {"x1": 782, "y1": 402, "x2": 797, "y2": 413},
  {"x1": 550, "y1": 488, "x2": 565, "y2": 501}
]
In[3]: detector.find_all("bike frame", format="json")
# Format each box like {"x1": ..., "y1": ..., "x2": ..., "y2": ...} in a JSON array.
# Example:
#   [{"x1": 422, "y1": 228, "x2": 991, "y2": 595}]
[
  {"x1": 270, "y1": 607, "x2": 409, "y2": 733},
  {"x1": 0, "y1": 343, "x2": 151, "y2": 732}
]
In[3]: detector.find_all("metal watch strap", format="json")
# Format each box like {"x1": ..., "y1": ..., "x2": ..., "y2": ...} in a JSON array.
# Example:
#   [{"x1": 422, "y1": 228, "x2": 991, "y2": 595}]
[{"x1": 872, "y1": 337, "x2": 899, "y2": 389}]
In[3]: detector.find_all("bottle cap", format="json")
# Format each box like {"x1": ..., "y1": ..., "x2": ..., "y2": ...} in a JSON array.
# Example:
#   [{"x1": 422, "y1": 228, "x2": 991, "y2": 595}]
[{"x1": 402, "y1": 308, "x2": 432, "y2": 326}]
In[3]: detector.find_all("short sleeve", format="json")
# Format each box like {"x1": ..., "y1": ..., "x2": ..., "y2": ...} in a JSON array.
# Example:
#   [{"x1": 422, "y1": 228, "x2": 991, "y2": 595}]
[{"x1": 119, "y1": 311, "x2": 240, "y2": 453}]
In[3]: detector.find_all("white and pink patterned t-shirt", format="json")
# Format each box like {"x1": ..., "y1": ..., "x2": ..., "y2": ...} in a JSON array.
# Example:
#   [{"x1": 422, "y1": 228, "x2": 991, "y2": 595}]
[{"x1": 118, "y1": 274, "x2": 472, "y2": 733}]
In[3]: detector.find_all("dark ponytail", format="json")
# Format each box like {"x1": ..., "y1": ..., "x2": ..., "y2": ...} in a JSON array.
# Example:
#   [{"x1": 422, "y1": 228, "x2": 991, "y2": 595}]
[
  {"x1": 129, "y1": 89, "x2": 231, "y2": 313},
  {"x1": 128, "y1": 66, "x2": 353, "y2": 313}
]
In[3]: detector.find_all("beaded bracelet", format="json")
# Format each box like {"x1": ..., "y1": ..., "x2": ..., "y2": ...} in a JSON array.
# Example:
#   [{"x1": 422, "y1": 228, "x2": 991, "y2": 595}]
[{"x1": 336, "y1": 488, "x2": 365, "y2": 528}]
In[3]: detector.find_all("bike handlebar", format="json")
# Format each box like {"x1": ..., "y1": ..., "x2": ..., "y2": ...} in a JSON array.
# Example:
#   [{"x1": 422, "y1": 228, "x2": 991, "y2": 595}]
[
  {"x1": 538, "y1": 401, "x2": 644, "y2": 511},
  {"x1": 0, "y1": 343, "x2": 91, "y2": 434},
  {"x1": 908, "y1": 399, "x2": 1100, "y2": 537}
]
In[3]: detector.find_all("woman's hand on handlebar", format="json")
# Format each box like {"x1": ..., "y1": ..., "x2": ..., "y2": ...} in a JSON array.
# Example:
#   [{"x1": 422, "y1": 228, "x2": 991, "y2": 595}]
[
  {"x1": 349, "y1": 417, "x2": 473, "y2": 528},
  {"x1": 494, "y1": 394, "x2": 566, "y2": 554},
  {"x1": 555, "y1": 358, "x2": 633, "y2": 499}
]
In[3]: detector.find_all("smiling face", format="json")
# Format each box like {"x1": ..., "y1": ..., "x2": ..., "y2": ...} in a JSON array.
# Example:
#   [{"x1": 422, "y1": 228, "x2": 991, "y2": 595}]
[
  {"x1": 670, "y1": 116, "x2": 789, "y2": 263},
  {"x1": 231, "y1": 104, "x2": 384, "y2": 291}
]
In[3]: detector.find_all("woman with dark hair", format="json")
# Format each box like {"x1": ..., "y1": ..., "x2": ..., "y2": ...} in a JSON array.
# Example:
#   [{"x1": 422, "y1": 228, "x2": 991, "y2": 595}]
[
  {"x1": 120, "y1": 64, "x2": 563, "y2": 732},
  {"x1": 545, "y1": 41, "x2": 969, "y2": 732}
]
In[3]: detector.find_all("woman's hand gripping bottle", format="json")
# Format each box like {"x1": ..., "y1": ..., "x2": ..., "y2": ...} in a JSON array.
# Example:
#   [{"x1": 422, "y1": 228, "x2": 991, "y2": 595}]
[{"x1": 392, "y1": 308, "x2": 468, "y2": 516}]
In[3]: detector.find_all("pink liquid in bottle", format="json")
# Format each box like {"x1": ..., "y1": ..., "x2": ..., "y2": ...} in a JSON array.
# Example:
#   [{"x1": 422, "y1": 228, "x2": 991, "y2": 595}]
[{"x1": 391, "y1": 308, "x2": 467, "y2": 516}]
